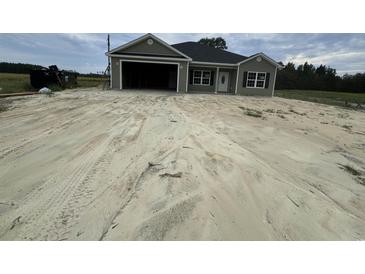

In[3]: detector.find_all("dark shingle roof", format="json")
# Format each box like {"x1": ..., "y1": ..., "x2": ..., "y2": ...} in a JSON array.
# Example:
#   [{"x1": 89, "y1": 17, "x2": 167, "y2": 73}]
[{"x1": 172, "y1": 42, "x2": 247, "y2": 64}]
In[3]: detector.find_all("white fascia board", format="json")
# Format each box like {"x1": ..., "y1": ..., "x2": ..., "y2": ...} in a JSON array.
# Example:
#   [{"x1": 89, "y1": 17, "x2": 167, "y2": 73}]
[
  {"x1": 148, "y1": 34, "x2": 192, "y2": 59},
  {"x1": 108, "y1": 33, "x2": 150, "y2": 54},
  {"x1": 190, "y1": 61, "x2": 238, "y2": 67},
  {"x1": 107, "y1": 33, "x2": 191, "y2": 60},
  {"x1": 237, "y1": 53, "x2": 284, "y2": 68},
  {"x1": 107, "y1": 54, "x2": 191, "y2": 62}
]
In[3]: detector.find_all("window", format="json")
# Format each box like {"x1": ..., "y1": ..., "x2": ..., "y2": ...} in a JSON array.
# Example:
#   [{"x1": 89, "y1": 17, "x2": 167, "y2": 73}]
[
  {"x1": 193, "y1": 71, "x2": 202, "y2": 85},
  {"x1": 193, "y1": 70, "x2": 211, "y2": 86},
  {"x1": 202, "y1": 71, "x2": 211, "y2": 85},
  {"x1": 247, "y1": 72, "x2": 256, "y2": 87},
  {"x1": 246, "y1": 71, "x2": 266, "y2": 88}
]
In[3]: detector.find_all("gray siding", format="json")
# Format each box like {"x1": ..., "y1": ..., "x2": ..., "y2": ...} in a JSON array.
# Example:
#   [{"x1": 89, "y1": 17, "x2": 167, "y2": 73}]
[
  {"x1": 188, "y1": 65, "x2": 237, "y2": 93},
  {"x1": 188, "y1": 66, "x2": 215, "y2": 93},
  {"x1": 236, "y1": 58, "x2": 276, "y2": 96},
  {"x1": 115, "y1": 37, "x2": 182, "y2": 57},
  {"x1": 188, "y1": 84, "x2": 215, "y2": 93},
  {"x1": 110, "y1": 56, "x2": 188, "y2": 93},
  {"x1": 111, "y1": 57, "x2": 120, "y2": 89}
]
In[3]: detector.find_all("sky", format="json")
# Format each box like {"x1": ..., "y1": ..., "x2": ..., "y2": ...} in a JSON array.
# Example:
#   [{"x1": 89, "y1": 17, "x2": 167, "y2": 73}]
[{"x1": 0, "y1": 33, "x2": 364, "y2": 75}]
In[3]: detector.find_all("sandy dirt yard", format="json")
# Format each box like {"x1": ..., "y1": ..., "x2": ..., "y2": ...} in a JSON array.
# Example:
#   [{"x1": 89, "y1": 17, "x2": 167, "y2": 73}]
[{"x1": 0, "y1": 88, "x2": 365, "y2": 240}]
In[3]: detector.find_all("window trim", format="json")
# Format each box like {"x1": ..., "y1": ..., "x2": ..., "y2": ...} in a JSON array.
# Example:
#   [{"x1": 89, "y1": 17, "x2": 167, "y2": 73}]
[
  {"x1": 192, "y1": 70, "x2": 212, "y2": 86},
  {"x1": 246, "y1": 71, "x2": 266, "y2": 89}
]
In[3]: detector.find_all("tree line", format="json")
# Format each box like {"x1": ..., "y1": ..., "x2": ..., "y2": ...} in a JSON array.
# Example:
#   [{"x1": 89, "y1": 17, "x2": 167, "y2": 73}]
[
  {"x1": 0, "y1": 62, "x2": 45, "y2": 74},
  {"x1": 276, "y1": 62, "x2": 365, "y2": 93}
]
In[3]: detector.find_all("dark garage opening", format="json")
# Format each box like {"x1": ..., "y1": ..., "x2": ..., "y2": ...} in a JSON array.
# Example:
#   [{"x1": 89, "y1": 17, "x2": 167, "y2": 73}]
[{"x1": 122, "y1": 62, "x2": 178, "y2": 91}]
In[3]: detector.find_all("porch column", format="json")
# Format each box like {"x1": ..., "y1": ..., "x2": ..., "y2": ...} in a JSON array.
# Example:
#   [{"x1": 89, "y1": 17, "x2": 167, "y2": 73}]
[
  {"x1": 186, "y1": 62, "x2": 189, "y2": 93},
  {"x1": 215, "y1": 67, "x2": 220, "y2": 93}
]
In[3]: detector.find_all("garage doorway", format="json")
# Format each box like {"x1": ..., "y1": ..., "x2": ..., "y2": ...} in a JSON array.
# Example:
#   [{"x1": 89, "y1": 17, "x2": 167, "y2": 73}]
[{"x1": 121, "y1": 61, "x2": 179, "y2": 91}]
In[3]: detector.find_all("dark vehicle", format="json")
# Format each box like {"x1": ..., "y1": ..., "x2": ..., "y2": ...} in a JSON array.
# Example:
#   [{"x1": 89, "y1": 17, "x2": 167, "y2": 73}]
[{"x1": 30, "y1": 65, "x2": 78, "y2": 89}]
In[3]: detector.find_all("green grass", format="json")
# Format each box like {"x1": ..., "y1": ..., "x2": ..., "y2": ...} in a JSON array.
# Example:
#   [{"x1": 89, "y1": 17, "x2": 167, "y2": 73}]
[
  {"x1": 0, "y1": 73, "x2": 107, "y2": 94},
  {"x1": 0, "y1": 73, "x2": 35, "y2": 94},
  {"x1": 77, "y1": 76, "x2": 107, "y2": 88},
  {"x1": 275, "y1": 89, "x2": 365, "y2": 107}
]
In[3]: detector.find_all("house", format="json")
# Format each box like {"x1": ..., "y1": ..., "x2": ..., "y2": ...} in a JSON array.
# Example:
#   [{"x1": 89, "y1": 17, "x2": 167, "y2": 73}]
[{"x1": 106, "y1": 33, "x2": 283, "y2": 96}]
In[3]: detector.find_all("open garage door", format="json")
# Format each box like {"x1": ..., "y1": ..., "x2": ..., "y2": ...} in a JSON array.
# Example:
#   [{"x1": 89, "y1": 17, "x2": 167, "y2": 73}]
[{"x1": 122, "y1": 61, "x2": 178, "y2": 91}]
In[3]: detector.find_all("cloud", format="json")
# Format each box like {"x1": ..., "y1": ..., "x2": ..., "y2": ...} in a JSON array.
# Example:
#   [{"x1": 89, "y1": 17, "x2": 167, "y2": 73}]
[
  {"x1": 0, "y1": 33, "x2": 364, "y2": 75},
  {"x1": 285, "y1": 51, "x2": 365, "y2": 65}
]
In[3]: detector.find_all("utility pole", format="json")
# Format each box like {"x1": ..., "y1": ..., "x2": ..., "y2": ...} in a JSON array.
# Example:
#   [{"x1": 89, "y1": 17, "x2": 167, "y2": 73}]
[
  {"x1": 104, "y1": 34, "x2": 111, "y2": 90},
  {"x1": 107, "y1": 34, "x2": 110, "y2": 51}
]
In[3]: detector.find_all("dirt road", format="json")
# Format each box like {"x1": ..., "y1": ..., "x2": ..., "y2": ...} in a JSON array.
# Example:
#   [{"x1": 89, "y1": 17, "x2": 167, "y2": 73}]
[{"x1": 0, "y1": 88, "x2": 364, "y2": 240}]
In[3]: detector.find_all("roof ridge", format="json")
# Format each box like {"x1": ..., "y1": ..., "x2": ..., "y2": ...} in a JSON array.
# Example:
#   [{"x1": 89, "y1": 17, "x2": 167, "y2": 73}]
[{"x1": 171, "y1": 41, "x2": 246, "y2": 58}]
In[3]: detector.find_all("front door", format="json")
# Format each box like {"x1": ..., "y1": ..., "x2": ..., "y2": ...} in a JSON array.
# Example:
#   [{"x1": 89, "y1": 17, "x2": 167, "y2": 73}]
[{"x1": 218, "y1": 71, "x2": 229, "y2": 92}]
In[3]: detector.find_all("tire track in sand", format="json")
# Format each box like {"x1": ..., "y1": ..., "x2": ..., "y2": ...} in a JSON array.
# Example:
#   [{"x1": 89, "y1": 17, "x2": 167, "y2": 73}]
[{"x1": 0, "y1": 96, "x2": 146, "y2": 240}]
